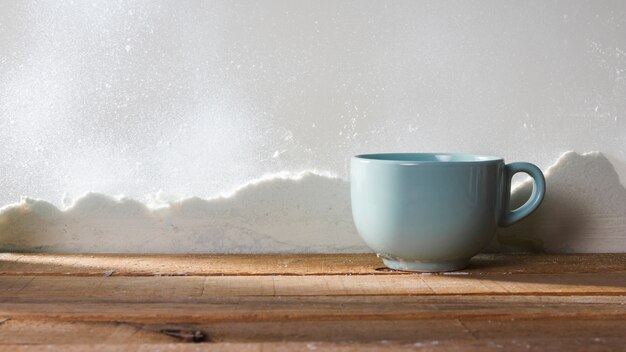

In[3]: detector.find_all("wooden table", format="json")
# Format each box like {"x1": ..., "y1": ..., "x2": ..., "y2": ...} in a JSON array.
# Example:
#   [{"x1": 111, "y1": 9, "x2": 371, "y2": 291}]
[{"x1": 0, "y1": 253, "x2": 625, "y2": 351}]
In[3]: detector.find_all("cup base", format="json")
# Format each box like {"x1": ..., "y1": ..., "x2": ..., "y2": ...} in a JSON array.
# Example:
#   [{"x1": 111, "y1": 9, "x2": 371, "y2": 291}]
[{"x1": 381, "y1": 257, "x2": 470, "y2": 272}]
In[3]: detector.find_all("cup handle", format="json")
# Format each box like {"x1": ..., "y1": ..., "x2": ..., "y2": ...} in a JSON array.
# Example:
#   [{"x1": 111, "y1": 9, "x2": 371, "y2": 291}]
[{"x1": 499, "y1": 162, "x2": 546, "y2": 227}]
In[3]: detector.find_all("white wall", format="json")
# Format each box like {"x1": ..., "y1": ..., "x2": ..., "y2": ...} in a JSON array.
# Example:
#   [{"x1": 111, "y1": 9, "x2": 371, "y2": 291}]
[{"x1": 0, "y1": 1, "x2": 625, "y2": 253}]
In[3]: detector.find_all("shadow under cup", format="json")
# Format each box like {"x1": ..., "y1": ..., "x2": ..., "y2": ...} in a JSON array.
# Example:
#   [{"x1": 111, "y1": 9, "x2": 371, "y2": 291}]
[{"x1": 350, "y1": 153, "x2": 545, "y2": 272}]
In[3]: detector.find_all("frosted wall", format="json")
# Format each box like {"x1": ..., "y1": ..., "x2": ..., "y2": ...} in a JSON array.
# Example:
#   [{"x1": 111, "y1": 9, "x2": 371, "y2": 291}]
[{"x1": 0, "y1": 1, "x2": 625, "y2": 253}]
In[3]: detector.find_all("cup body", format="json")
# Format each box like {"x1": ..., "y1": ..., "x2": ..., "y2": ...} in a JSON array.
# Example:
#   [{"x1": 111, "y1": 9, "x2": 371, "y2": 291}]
[{"x1": 351, "y1": 153, "x2": 506, "y2": 272}]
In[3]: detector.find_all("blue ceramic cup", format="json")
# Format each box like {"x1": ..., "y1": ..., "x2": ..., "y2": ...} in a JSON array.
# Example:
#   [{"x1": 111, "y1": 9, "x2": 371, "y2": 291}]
[{"x1": 351, "y1": 153, "x2": 545, "y2": 272}]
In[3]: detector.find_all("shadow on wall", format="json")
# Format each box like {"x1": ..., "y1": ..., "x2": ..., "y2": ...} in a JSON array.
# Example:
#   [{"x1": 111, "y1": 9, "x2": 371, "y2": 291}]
[
  {"x1": 0, "y1": 151, "x2": 624, "y2": 253},
  {"x1": 494, "y1": 151, "x2": 626, "y2": 253}
]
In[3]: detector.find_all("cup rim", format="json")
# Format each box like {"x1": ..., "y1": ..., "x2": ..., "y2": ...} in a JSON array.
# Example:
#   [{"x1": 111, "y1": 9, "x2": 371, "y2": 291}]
[{"x1": 352, "y1": 153, "x2": 503, "y2": 164}]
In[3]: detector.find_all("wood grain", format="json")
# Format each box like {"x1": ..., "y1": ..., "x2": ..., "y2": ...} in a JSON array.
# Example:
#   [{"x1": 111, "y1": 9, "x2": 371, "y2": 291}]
[
  {"x1": 1, "y1": 253, "x2": 624, "y2": 276},
  {"x1": 1, "y1": 273, "x2": 624, "y2": 300},
  {"x1": 3, "y1": 339, "x2": 624, "y2": 352},
  {"x1": 1, "y1": 319, "x2": 624, "y2": 347},
  {"x1": 0, "y1": 253, "x2": 624, "y2": 350},
  {"x1": 2, "y1": 295, "x2": 625, "y2": 323}
]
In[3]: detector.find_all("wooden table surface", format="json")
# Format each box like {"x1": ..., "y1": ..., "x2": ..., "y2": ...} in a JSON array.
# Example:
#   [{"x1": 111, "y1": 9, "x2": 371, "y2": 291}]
[{"x1": 0, "y1": 253, "x2": 625, "y2": 351}]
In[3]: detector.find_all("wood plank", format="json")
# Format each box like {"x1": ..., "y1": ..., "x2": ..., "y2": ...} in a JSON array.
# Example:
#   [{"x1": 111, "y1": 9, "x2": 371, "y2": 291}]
[
  {"x1": 1, "y1": 253, "x2": 625, "y2": 276},
  {"x1": 1, "y1": 338, "x2": 625, "y2": 351},
  {"x1": 0, "y1": 318, "x2": 624, "y2": 347},
  {"x1": 1, "y1": 296, "x2": 624, "y2": 323},
  {"x1": 2, "y1": 318, "x2": 624, "y2": 347},
  {"x1": 1, "y1": 319, "x2": 470, "y2": 345},
  {"x1": 1, "y1": 273, "x2": 624, "y2": 300}
]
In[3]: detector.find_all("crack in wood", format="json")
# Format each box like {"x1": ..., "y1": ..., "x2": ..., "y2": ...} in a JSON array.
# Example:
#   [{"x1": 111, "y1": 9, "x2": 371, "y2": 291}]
[
  {"x1": 137, "y1": 324, "x2": 209, "y2": 343},
  {"x1": 159, "y1": 327, "x2": 208, "y2": 342}
]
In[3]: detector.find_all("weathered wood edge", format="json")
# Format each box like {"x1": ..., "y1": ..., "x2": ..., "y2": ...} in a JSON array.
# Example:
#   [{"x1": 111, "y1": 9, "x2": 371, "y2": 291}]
[{"x1": 1, "y1": 253, "x2": 625, "y2": 276}]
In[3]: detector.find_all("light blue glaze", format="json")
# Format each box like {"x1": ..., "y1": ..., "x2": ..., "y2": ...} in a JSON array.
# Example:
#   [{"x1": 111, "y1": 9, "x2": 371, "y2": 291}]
[{"x1": 350, "y1": 153, "x2": 545, "y2": 272}]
